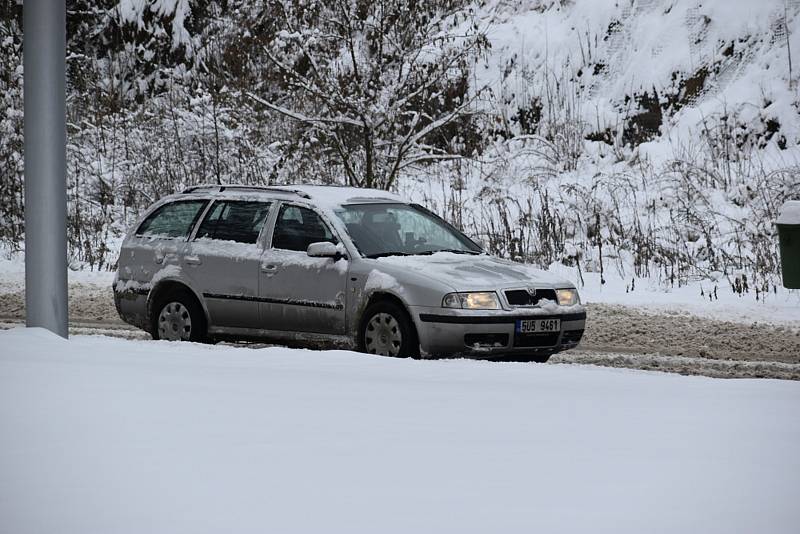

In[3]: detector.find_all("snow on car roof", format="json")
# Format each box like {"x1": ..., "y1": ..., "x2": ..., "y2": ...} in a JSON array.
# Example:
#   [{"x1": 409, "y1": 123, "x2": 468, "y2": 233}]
[
  {"x1": 181, "y1": 184, "x2": 406, "y2": 209},
  {"x1": 270, "y1": 184, "x2": 405, "y2": 209}
]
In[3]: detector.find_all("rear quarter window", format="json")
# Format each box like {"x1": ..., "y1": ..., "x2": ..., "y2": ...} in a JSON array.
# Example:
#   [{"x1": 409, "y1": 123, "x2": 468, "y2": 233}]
[
  {"x1": 195, "y1": 201, "x2": 272, "y2": 244},
  {"x1": 136, "y1": 200, "x2": 208, "y2": 239}
]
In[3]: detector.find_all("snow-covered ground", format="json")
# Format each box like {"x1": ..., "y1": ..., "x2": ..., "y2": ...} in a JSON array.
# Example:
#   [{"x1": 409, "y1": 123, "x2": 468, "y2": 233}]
[
  {"x1": 0, "y1": 253, "x2": 114, "y2": 294},
  {"x1": 548, "y1": 264, "x2": 800, "y2": 325},
  {"x1": 1, "y1": 328, "x2": 798, "y2": 534}
]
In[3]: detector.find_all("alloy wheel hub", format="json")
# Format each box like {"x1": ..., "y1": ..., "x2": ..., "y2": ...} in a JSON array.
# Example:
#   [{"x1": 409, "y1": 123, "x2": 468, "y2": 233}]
[{"x1": 365, "y1": 312, "x2": 402, "y2": 356}]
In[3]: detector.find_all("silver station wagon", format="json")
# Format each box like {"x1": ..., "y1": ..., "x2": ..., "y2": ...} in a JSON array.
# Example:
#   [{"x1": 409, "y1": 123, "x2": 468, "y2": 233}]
[{"x1": 114, "y1": 185, "x2": 586, "y2": 362}]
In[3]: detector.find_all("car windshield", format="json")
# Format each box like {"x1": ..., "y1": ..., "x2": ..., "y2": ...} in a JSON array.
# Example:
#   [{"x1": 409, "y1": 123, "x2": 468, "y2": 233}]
[{"x1": 334, "y1": 203, "x2": 482, "y2": 258}]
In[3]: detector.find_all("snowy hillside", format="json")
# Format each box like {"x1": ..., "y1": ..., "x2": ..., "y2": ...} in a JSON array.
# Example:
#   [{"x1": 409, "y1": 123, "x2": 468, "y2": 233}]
[
  {"x1": 2, "y1": 328, "x2": 799, "y2": 533},
  {"x1": 402, "y1": 0, "x2": 800, "y2": 299},
  {"x1": 480, "y1": 0, "x2": 799, "y2": 149},
  {"x1": 0, "y1": 0, "x2": 798, "y2": 299}
]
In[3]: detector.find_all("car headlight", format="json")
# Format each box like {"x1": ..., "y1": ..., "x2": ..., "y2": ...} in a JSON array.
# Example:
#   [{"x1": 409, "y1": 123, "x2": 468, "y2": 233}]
[
  {"x1": 442, "y1": 292, "x2": 500, "y2": 310},
  {"x1": 556, "y1": 288, "x2": 580, "y2": 306}
]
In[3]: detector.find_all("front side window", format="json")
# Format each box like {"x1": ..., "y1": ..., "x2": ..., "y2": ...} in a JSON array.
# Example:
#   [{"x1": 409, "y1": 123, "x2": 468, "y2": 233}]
[
  {"x1": 272, "y1": 205, "x2": 337, "y2": 252},
  {"x1": 195, "y1": 201, "x2": 272, "y2": 244},
  {"x1": 137, "y1": 200, "x2": 208, "y2": 239},
  {"x1": 334, "y1": 203, "x2": 481, "y2": 258}
]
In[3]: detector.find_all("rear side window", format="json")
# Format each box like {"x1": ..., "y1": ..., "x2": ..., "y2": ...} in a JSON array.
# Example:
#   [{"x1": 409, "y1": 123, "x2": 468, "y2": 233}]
[
  {"x1": 195, "y1": 201, "x2": 272, "y2": 244},
  {"x1": 272, "y1": 205, "x2": 337, "y2": 252},
  {"x1": 136, "y1": 200, "x2": 207, "y2": 238}
]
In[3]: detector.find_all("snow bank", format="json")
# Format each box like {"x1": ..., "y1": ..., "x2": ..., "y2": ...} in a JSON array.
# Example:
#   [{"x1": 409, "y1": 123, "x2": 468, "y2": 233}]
[
  {"x1": 1, "y1": 328, "x2": 798, "y2": 534},
  {"x1": 547, "y1": 263, "x2": 800, "y2": 324},
  {"x1": 0, "y1": 251, "x2": 114, "y2": 294}
]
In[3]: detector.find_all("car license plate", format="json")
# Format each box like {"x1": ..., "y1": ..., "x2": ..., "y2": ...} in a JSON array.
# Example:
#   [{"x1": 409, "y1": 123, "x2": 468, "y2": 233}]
[{"x1": 516, "y1": 318, "x2": 561, "y2": 334}]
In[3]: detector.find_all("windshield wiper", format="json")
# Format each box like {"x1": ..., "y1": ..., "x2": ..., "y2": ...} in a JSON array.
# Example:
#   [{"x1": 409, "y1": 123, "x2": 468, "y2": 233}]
[
  {"x1": 365, "y1": 251, "x2": 414, "y2": 259},
  {"x1": 366, "y1": 249, "x2": 480, "y2": 259},
  {"x1": 416, "y1": 249, "x2": 481, "y2": 255}
]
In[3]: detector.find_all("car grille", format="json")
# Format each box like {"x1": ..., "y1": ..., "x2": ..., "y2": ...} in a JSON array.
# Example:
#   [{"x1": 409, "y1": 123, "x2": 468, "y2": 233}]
[
  {"x1": 514, "y1": 332, "x2": 560, "y2": 348},
  {"x1": 505, "y1": 288, "x2": 558, "y2": 307}
]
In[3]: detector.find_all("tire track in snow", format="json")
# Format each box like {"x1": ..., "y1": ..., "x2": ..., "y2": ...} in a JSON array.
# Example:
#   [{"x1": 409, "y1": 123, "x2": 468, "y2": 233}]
[{"x1": 2, "y1": 316, "x2": 798, "y2": 380}]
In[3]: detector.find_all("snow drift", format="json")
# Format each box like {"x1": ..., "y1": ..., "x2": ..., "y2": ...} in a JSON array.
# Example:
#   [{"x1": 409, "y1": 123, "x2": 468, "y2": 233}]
[{"x1": 1, "y1": 328, "x2": 799, "y2": 533}]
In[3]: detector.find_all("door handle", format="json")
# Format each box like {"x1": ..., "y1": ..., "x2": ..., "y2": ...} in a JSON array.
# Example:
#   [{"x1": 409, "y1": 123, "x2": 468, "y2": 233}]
[
  {"x1": 261, "y1": 264, "x2": 278, "y2": 275},
  {"x1": 154, "y1": 253, "x2": 165, "y2": 264},
  {"x1": 185, "y1": 255, "x2": 202, "y2": 266}
]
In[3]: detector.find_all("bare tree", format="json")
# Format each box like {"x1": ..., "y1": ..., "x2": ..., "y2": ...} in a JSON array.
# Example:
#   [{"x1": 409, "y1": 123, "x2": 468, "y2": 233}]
[{"x1": 246, "y1": 0, "x2": 490, "y2": 190}]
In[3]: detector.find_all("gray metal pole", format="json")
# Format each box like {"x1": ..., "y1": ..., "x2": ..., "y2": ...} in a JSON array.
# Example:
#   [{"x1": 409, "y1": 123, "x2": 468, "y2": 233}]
[{"x1": 24, "y1": 0, "x2": 68, "y2": 338}]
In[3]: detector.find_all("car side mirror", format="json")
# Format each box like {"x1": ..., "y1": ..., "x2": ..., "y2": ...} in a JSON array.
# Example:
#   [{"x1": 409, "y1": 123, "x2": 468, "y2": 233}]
[{"x1": 307, "y1": 241, "x2": 342, "y2": 259}]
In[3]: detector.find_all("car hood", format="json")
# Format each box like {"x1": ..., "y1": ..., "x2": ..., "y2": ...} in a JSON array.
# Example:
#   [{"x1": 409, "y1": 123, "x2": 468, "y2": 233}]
[{"x1": 374, "y1": 252, "x2": 573, "y2": 292}]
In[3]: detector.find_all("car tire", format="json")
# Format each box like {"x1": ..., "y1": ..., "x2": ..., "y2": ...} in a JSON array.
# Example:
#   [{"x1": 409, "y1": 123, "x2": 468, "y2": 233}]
[
  {"x1": 151, "y1": 288, "x2": 207, "y2": 343},
  {"x1": 359, "y1": 300, "x2": 419, "y2": 358}
]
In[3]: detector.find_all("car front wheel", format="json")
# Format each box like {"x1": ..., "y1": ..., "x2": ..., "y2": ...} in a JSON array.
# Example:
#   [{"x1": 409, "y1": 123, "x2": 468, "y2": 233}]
[{"x1": 359, "y1": 301, "x2": 419, "y2": 358}]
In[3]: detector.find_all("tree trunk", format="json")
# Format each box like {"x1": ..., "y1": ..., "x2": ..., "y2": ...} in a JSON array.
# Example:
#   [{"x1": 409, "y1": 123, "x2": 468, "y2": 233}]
[{"x1": 363, "y1": 127, "x2": 374, "y2": 188}]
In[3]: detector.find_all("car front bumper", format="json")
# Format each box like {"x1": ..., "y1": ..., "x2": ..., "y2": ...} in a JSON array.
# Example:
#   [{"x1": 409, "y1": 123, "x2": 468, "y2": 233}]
[{"x1": 410, "y1": 305, "x2": 587, "y2": 358}]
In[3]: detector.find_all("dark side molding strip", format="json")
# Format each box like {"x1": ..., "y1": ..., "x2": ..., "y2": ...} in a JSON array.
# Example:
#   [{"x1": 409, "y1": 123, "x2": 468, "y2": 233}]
[
  {"x1": 203, "y1": 292, "x2": 344, "y2": 310},
  {"x1": 418, "y1": 311, "x2": 587, "y2": 324}
]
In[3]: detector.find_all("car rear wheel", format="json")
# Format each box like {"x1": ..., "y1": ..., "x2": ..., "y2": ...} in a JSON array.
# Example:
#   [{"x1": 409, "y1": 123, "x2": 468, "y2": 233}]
[
  {"x1": 359, "y1": 301, "x2": 419, "y2": 358},
  {"x1": 151, "y1": 289, "x2": 207, "y2": 342}
]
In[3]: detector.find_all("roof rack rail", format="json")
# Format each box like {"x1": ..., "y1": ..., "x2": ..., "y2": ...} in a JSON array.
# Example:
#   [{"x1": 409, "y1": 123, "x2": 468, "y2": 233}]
[{"x1": 181, "y1": 184, "x2": 311, "y2": 199}]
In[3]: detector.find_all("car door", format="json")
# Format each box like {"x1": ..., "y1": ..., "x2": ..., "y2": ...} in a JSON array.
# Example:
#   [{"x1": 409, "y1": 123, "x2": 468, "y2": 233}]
[
  {"x1": 259, "y1": 202, "x2": 348, "y2": 335},
  {"x1": 183, "y1": 199, "x2": 273, "y2": 329}
]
